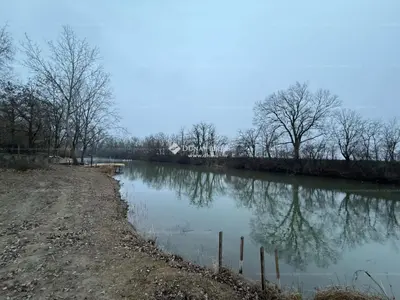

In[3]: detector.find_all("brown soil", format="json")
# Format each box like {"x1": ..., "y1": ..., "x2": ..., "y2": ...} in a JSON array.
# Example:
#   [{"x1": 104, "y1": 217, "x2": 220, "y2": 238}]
[{"x1": 0, "y1": 165, "x2": 385, "y2": 300}]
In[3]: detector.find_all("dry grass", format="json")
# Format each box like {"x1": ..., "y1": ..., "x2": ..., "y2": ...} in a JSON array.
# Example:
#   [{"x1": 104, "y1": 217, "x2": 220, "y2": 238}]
[
  {"x1": 314, "y1": 287, "x2": 387, "y2": 300},
  {"x1": 0, "y1": 154, "x2": 50, "y2": 171},
  {"x1": 98, "y1": 164, "x2": 116, "y2": 176}
]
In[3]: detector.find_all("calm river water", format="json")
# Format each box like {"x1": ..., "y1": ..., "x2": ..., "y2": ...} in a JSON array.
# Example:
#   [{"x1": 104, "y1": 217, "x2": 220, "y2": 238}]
[{"x1": 114, "y1": 160, "x2": 400, "y2": 298}]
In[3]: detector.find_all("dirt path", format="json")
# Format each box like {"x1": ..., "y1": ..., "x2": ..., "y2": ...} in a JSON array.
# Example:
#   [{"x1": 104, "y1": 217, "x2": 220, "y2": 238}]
[{"x1": 0, "y1": 165, "x2": 279, "y2": 300}]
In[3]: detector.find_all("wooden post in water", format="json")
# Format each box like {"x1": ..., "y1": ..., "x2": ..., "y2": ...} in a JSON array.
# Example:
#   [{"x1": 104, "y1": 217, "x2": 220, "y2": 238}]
[
  {"x1": 239, "y1": 236, "x2": 244, "y2": 274},
  {"x1": 275, "y1": 247, "x2": 280, "y2": 288},
  {"x1": 218, "y1": 231, "x2": 223, "y2": 272},
  {"x1": 90, "y1": 155, "x2": 93, "y2": 167},
  {"x1": 260, "y1": 247, "x2": 265, "y2": 291}
]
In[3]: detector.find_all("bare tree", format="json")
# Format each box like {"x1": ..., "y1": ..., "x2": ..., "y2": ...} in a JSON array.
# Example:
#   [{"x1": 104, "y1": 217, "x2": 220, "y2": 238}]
[
  {"x1": 324, "y1": 140, "x2": 338, "y2": 160},
  {"x1": 258, "y1": 123, "x2": 282, "y2": 158},
  {"x1": 332, "y1": 108, "x2": 364, "y2": 161},
  {"x1": 188, "y1": 123, "x2": 203, "y2": 153},
  {"x1": 10, "y1": 83, "x2": 44, "y2": 148},
  {"x1": 40, "y1": 83, "x2": 66, "y2": 151},
  {"x1": 229, "y1": 141, "x2": 246, "y2": 157},
  {"x1": 274, "y1": 144, "x2": 293, "y2": 159},
  {"x1": 358, "y1": 119, "x2": 382, "y2": 160},
  {"x1": 187, "y1": 122, "x2": 212, "y2": 156},
  {"x1": 301, "y1": 138, "x2": 328, "y2": 160},
  {"x1": 235, "y1": 128, "x2": 260, "y2": 157},
  {"x1": 0, "y1": 24, "x2": 14, "y2": 73},
  {"x1": 206, "y1": 124, "x2": 228, "y2": 156},
  {"x1": 382, "y1": 118, "x2": 400, "y2": 161},
  {"x1": 140, "y1": 132, "x2": 170, "y2": 155},
  {"x1": 206, "y1": 123, "x2": 217, "y2": 154},
  {"x1": 178, "y1": 126, "x2": 187, "y2": 147},
  {"x1": 214, "y1": 135, "x2": 229, "y2": 156},
  {"x1": 0, "y1": 80, "x2": 19, "y2": 145},
  {"x1": 73, "y1": 68, "x2": 114, "y2": 163},
  {"x1": 170, "y1": 127, "x2": 189, "y2": 149},
  {"x1": 0, "y1": 79, "x2": 58, "y2": 150},
  {"x1": 254, "y1": 82, "x2": 340, "y2": 159},
  {"x1": 154, "y1": 132, "x2": 170, "y2": 152},
  {"x1": 22, "y1": 25, "x2": 103, "y2": 164}
]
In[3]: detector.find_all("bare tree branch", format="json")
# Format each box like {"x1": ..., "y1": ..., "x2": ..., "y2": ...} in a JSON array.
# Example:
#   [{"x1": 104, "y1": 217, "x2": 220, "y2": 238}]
[
  {"x1": 0, "y1": 23, "x2": 14, "y2": 74},
  {"x1": 21, "y1": 25, "x2": 103, "y2": 164},
  {"x1": 254, "y1": 82, "x2": 341, "y2": 159},
  {"x1": 332, "y1": 108, "x2": 364, "y2": 161}
]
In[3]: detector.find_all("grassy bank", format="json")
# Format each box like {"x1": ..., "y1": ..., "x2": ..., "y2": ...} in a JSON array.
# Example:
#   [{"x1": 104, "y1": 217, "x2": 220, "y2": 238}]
[{"x1": 131, "y1": 154, "x2": 400, "y2": 185}]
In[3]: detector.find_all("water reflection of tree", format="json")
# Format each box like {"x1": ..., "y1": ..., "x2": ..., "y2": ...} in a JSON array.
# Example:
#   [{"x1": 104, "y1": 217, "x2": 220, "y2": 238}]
[
  {"x1": 185, "y1": 171, "x2": 224, "y2": 207},
  {"x1": 124, "y1": 163, "x2": 226, "y2": 207},
  {"x1": 337, "y1": 195, "x2": 400, "y2": 249},
  {"x1": 385, "y1": 199, "x2": 400, "y2": 237},
  {"x1": 224, "y1": 175, "x2": 400, "y2": 270},
  {"x1": 124, "y1": 162, "x2": 400, "y2": 270},
  {"x1": 247, "y1": 183, "x2": 339, "y2": 271},
  {"x1": 226, "y1": 176, "x2": 287, "y2": 215},
  {"x1": 242, "y1": 181, "x2": 400, "y2": 270}
]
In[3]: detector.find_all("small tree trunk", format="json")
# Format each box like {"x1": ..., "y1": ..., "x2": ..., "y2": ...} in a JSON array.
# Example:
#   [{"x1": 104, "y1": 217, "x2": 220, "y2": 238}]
[
  {"x1": 80, "y1": 146, "x2": 87, "y2": 164},
  {"x1": 293, "y1": 141, "x2": 300, "y2": 160},
  {"x1": 71, "y1": 149, "x2": 78, "y2": 165}
]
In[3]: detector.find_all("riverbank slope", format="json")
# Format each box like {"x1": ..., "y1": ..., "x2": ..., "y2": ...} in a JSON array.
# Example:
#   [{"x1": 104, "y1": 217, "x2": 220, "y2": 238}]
[{"x1": 0, "y1": 165, "x2": 385, "y2": 299}]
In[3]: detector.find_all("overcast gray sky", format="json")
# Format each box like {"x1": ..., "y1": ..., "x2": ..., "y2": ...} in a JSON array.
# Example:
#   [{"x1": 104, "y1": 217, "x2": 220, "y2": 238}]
[{"x1": 1, "y1": 0, "x2": 399, "y2": 138}]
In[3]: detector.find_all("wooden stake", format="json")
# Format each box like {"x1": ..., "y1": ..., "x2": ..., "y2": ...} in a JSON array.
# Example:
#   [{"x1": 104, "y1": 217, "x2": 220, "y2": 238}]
[
  {"x1": 239, "y1": 236, "x2": 244, "y2": 274},
  {"x1": 218, "y1": 231, "x2": 223, "y2": 272},
  {"x1": 260, "y1": 246, "x2": 265, "y2": 291},
  {"x1": 275, "y1": 247, "x2": 281, "y2": 288}
]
